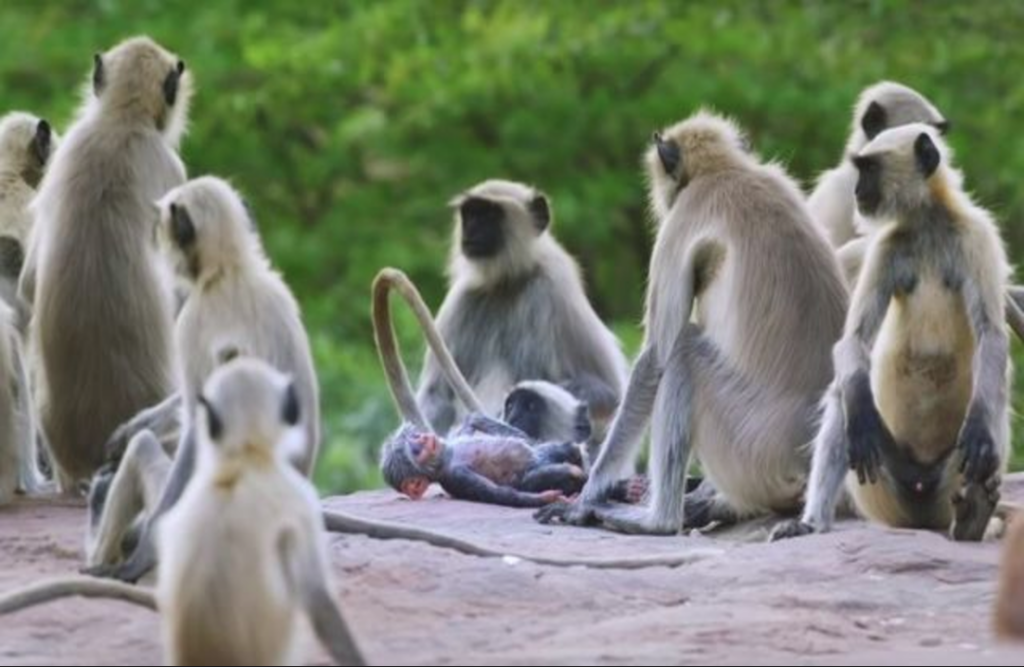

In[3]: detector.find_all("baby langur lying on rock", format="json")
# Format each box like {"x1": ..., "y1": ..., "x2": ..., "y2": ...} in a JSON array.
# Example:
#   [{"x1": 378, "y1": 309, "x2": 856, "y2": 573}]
[
  {"x1": 374, "y1": 268, "x2": 644, "y2": 508},
  {"x1": 0, "y1": 359, "x2": 365, "y2": 667}
]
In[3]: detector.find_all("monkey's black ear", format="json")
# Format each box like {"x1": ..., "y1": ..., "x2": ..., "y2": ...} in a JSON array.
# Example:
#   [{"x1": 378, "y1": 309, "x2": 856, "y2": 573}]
[
  {"x1": 169, "y1": 202, "x2": 196, "y2": 248},
  {"x1": 653, "y1": 131, "x2": 681, "y2": 176},
  {"x1": 199, "y1": 395, "x2": 223, "y2": 441},
  {"x1": 935, "y1": 119, "x2": 951, "y2": 136},
  {"x1": 92, "y1": 53, "x2": 105, "y2": 95},
  {"x1": 163, "y1": 66, "x2": 181, "y2": 107},
  {"x1": 33, "y1": 120, "x2": 52, "y2": 166},
  {"x1": 861, "y1": 101, "x2": 887, "y2": 140},
  {"x1": 528, "y1": 193, "x2": 551, "y2": 232},
  {"x1": 914, "y1": 132, "x2": 941, "y2": 178},
  {"x1": 282, "y1": 382, "x2": 301, "y2": 427}
]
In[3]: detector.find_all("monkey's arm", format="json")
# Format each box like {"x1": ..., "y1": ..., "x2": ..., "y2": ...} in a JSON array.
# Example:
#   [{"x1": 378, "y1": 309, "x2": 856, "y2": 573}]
[
  {"x1": 535, "y1": 346, "x2": 663, "y2": 526},
  {"x1": 104, "y1": 393, "x2": 183, "y2": 463},
  {"x1": 88, "y1": 427, "x2": 197, "y2": 583},
  {"x1": 280, "y1": 527, "x2": 366, "y2": 667},
  {"x1": 441, "y1": 466, "x2": 559, "y2": 508},
  {"x1": 958, "y1": 278, "x2": 1009, "y2": 484},
  {"x1": 461, "y1": 413, "x2": 530, "y2": 439},
  {"x1": 835, "y1": 249, "x2": 898, "y2": 485}
]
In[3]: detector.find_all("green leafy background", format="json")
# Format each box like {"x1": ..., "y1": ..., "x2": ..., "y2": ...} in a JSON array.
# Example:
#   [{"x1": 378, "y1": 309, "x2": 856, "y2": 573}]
[{"x1": 3, "y1": 0, "x2": 1022, "y2": 492}]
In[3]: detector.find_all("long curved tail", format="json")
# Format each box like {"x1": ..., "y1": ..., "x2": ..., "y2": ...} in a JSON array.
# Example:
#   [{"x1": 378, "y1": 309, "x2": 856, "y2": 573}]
[
  {"x1": 0, "y1": 577, "x2": 156, "y2": 616},
  {"x1": 372, "y1": 268, "x2": 482, "y2": 429}
]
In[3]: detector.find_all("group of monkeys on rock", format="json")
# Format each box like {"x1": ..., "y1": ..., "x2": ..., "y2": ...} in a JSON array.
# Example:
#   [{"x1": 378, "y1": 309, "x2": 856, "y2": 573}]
[{"x1": 0, "y1": 33, "x2": 1022, "y2": 664}]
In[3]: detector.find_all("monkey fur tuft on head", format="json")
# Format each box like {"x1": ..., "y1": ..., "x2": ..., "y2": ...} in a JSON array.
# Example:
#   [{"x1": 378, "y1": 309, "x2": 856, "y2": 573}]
[
  {"x1": 83, "y1": 36, "x2": 192, "y2": 149},
  {"x1": 811, "y1": 81, "x2": 948, "y2": 251}
]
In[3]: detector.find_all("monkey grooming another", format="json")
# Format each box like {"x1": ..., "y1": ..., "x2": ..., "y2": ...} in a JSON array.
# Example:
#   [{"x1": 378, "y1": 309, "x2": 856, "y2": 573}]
[
  {"x1": 537, "y1": 111, "x2": 848, "y2": 535},
  {"x1": 0, "y1": 360, "x2": 365, "y2": 667},
  {"x1": 417, "y1": 179, "x2": 628, "y2": 456},
  {"x1": 772, "y1": 124, "x2": 1011, "y2": 543},
  {"x1": 24, "y1": 37, "x2": 190, "y2": 490}
]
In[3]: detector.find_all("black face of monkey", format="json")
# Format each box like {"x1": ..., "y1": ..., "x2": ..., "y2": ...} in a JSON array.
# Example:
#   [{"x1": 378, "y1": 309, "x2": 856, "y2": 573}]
[
  {"x1": 460, "y1": 197, "x2": 505, "y2": 259},
  {"x1": 852, "y1": 155, "x2": 883, "y2": 216},
  {"x1": 504, "y1": 388, "x2": 548, "y2": 440}
]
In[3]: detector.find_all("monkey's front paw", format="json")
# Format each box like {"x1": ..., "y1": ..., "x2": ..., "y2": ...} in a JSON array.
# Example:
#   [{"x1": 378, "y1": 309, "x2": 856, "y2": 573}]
[
  {"x1": 533, "y1": 500, "x2": 598, "y2": 526},
  {"x1": 769, "y1": 520, "x2": 817, "y2": 542},
  {"x1": 957, "y1": 414, "x2": 999, "y2": 485}
]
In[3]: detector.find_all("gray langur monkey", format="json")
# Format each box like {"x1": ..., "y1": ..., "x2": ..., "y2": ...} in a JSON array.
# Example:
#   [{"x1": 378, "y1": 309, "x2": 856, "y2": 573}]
[
  {"x1": 809, "y1": 81, "x2": 948, "y2": 259},
  {"x1": 772, "y1": 125, "x2": 1012, "y2": 543},
  {"x1": 0, "y1": 112, "x2": 58, "y2": 321},
  {"x1": 0, "y1": 360, "x2": 366, "y2": 667},
  {"x1": 87, "y1": 176, "x2": 319, "y2": 582},
  {"x1": 502, "y1": 380, "x2": 593, "y2": 448},
  {"x1": 416, "y1": 179, "x2": 628, "y2": 440},
  {"x1": 23, "y1": 36, "x2": 190, "y2": 490},
  {"x1": 536, "y1": 110, "x2": 849, "y2": 535}
]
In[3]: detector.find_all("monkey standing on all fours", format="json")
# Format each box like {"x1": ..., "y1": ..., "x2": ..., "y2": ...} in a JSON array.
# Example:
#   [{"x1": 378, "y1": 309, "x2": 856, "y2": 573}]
[
  {"x1": 23, "y1": 37, "x2": 190, "y2": 491},
  {"x1": 416, "y1": 179, "x2": 629, "y2": 457},
  {"x1": 537, "y1": 111, "x2": 849, "y2": 535},
  {"x1": 771, "y1": 124, "x2": 1012, "y2": 543}
]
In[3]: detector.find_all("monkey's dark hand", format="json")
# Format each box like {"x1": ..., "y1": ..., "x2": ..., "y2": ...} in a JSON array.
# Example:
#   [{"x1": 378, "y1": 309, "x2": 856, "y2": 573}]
[
  {"x1": 845, "y1": 398, "x2": 893, "y2": 487},
  {"x1": 957, "y1": 408, "x2": 1000, "y2": 485},
  {"x1": 533, "y1": 499, "x2": 599, "y2": 526},
  {"x1": 768, "y1": 519, "x2": 816, "y2": 542}
]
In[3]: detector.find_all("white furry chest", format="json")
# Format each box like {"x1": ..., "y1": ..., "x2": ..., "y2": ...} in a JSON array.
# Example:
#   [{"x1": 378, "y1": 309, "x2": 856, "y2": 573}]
[{"x1": 459, "y1": 366, "x2": 513, "y2": 420}]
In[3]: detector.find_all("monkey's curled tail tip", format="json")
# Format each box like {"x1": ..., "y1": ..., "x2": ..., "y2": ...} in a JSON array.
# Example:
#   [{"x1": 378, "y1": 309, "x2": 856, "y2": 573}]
[
  {"x1": 0, "y1": 576, "x2": 156, "y2": 616},
  {"x1": 373, "y1": 267, "x2": 409, "y2": 289}
]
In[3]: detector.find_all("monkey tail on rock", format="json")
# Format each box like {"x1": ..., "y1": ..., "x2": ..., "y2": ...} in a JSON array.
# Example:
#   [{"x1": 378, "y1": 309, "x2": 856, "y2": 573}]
[
  {"x1": 0, "y1": 576, "x2": 156, "y2": 615},
  {"x1": 372, "y1": 268, "x2": 483, "y2": 427},
  {"x1": 323, "y1": 508, "x2": 710, "y2": 570}
]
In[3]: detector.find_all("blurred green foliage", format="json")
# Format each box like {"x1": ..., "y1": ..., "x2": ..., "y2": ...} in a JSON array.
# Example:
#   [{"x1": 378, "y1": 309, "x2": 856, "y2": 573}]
[{"x1": 2, "y1": 0, "x2": 1023, "y2": 492}]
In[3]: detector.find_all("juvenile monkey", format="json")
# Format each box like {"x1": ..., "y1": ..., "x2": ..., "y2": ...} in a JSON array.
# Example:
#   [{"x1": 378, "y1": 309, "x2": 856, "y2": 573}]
[
  {"x1": 89, "y1": 176, "x2": 319, "y2": 582},
  {"x1": 502, "y1": 380, "x2": 593, "y2": 447},
  {"x1": 537, "y1": 111, "x2": 848, "y2": 534},
  {"x1": 809, "y1": 81, "x2": 948, "y2": 252},
  {"x1": 24, "y1": 37, "x2": 190, "y2": 490},
  {"x1": 772, "y1": 124, "x2": 1011, "y2": 542},
  {"x1": 1, "y1": 360, "x2": 366, "y2": 667},
  {"x1": 0, "y1": 300, "x2": 39, "y2": 503},
  {"x1": 375, "y1": 268, "x2": 587, "y2": 506},
  {"x1": 417, "y1": 180, "x2": 628, "y2": 437}
]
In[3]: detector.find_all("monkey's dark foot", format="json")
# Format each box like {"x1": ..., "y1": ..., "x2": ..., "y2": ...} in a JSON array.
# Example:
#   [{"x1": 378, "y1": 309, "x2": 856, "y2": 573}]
[
  {"x1": 769, "y1": 519, "x2": 817, "y2": 542},
  {"x1": 85, "y1": 541, "x2": 156, "y2": 583},
  {"x1": 533, "y1": 500, "x2": 599, "y2": 527},
  {"x1": 592, "y1": 505, "x2": 678, "y2": 536},
  {"x1": 609, "y1": 475, "x2": 649, "y2": 505},
  {"x1": 951, "y1": 477, "x2": 1000, "y2": 542}
]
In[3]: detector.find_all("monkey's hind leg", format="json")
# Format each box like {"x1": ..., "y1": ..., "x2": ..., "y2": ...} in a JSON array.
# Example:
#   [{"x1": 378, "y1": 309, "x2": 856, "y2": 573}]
[
  {"x1": 951, "y1": 476, "x2": 1001, "y2": 543},
  {"x1": 86, "y1": 431, "x2": 171, "y2": 567},
  {"x1": 771, "y1": 385, "x2": 848, "y2": 541},
  {"x1": 592, "y1": 326, "x2": 700, "y2": 536}
]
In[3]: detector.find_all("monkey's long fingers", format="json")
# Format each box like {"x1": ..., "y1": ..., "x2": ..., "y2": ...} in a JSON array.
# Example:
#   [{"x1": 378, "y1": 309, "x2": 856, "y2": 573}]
[{"x1": 0, "y1": 577, "x2": 156, "y2": 616}]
